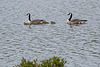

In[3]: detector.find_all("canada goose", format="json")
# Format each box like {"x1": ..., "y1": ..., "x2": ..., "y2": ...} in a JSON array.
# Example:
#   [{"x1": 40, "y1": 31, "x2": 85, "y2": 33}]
[
  {"x1": 67, "y1": 13, "x2": 87, "y2": 24},
  {"x1": 27, "y1": 13, "x2": 45, "y2": 28}
]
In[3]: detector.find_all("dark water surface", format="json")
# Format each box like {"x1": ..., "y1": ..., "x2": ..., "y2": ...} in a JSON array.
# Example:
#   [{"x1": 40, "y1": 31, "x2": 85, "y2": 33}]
[{"x1": 0, "y1": 0, "x2": 100, "y2": 67}]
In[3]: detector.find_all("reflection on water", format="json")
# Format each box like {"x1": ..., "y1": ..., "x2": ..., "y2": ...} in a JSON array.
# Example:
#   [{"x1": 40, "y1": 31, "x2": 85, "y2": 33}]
[{"x1": 0, "y1": 0, "x2": 100, "y2": 67}]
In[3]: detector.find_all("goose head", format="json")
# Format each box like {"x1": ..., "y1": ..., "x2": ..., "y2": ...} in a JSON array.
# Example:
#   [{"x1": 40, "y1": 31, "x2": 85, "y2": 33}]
[
  {"x1": 67, "y1": 13, "x2": 72, "y2": 21},
  {"x1": 27, "y1": 13, "x2": 30, "y2": 16},
  {"x1": 27, "y1": 13, "x2": 31, "y2": 22},
  {"x1": 68, "y1": 13, "x2": 72, "y2": 15}
]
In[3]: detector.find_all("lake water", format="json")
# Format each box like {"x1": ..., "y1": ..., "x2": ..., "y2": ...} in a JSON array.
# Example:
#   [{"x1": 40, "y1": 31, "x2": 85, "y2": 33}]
[{"x1": 0, "y1": 0, "x2": 100, "y2": 67}]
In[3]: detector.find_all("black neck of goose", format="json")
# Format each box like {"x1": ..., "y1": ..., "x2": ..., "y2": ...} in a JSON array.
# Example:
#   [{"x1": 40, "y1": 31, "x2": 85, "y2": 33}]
[
  {"x1": 69, "y1": 14, "x2": 72, "y2": 21},
  {"x1": 28, "y1": 14, "x2": 31, "y2": 21}
]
